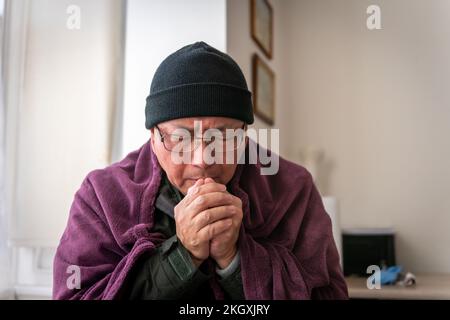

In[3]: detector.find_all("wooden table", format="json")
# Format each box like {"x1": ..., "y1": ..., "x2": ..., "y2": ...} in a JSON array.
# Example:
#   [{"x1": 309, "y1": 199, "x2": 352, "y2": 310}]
[{"x1": 345, "y1": 274, "x2": 450, "y2": 299}]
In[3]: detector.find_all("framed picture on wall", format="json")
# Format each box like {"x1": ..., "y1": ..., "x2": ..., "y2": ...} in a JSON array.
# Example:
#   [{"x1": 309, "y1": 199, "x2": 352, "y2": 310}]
[
  {"x1": 252, "y1": 54, "x2": 275, "y2": 125},
  {"x1": 250, "y1": 0, "x2": 273, "y2": 59}
]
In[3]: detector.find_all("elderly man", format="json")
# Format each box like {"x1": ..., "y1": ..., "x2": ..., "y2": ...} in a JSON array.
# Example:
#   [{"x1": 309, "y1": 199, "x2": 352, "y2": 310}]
[{"x1": 53, "y1": 42, "x2": 348, "y2": 300}]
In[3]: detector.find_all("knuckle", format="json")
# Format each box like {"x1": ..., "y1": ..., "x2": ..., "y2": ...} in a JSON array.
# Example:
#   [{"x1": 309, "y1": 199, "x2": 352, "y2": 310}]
[
  {"x1": 222, "y1": 230, "x2": 231, "y2": 240},
  {"x1": 203, "y1": 211, "x2": 211, "y2": 223},
  {"x1": 219, "y1": 193, "x2": 230, "y2": 204},
  {"x1": 196, "y1": 195, "x2": 205, "y2": 205},
  {"x1": 190, "y1": 238, "x2": 199, "y2": 248}
]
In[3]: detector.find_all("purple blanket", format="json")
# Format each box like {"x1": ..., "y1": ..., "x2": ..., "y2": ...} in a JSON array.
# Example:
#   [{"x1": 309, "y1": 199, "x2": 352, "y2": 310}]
[{"x1": 53, "y1": 141, "x2": 348, "y2": 299}]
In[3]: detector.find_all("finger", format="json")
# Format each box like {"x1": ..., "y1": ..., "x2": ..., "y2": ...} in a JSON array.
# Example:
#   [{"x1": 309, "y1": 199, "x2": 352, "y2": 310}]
[
  {"x1": 183, "y1": 182, "x2": 227, "y2": 207},
  {"x1": 191, "y1": 205, "x2": 236, "y2": 232},
  {"x1": 204, "y1": 177, "x2": 215, "y2": 184},
  {"x1": 195, "y1": 181, "x2": 226, "y2": 195},
  {"x1": 226, "y1": 192, "x2": 243, "y2": 209},
  {"x1": 211, "y1": 227, "x2": 233, "y2": 241},
  {"x1": 198, "y1": 218, "x2": 233, "y2": 241},
  {"x1": 187, "y1": 179, "x2": 204, "y2": 195},
  {"x1": 176, "y1": 179, "x2": 203, "y2": 220},
  {"x1": 189, "y1": 192, "x2": 236, "y2": 216}
]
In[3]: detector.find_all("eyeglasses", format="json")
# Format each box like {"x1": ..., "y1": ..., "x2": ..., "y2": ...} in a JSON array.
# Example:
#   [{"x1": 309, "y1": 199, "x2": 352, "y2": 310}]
[{"x1": 154, "y1": 123, "x2": 247, "y2": 153}]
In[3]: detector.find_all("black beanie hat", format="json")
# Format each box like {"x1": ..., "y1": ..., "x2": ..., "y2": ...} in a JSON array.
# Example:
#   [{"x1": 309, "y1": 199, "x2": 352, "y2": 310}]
[{"x1": 145, "y1": 41, "x2": 254, "y2": 129}]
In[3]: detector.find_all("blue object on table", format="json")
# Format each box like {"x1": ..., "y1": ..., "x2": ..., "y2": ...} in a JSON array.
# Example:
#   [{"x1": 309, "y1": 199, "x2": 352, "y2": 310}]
[{"x1": 380, "y1": 266, "x2": 402, "y2": 285}]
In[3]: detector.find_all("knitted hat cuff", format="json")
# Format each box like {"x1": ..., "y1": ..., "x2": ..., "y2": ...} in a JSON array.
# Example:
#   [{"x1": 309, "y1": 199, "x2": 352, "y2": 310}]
[{"x1": 145, "y1": 82, "x2": 254, "y2": 129}]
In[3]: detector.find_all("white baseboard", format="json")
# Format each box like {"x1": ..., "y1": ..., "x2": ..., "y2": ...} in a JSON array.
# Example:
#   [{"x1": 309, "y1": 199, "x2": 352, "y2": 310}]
[
  {"x1": 14, "y1": 285, "x2": 52, "y2": 300},
  {"x1": 0, "y1": 288, "x2": 15, "y2": 300}
]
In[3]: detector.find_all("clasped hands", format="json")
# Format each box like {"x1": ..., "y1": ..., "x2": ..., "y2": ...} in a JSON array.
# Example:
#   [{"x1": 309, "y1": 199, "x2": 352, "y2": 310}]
[{"x1": 174, "y1": 178, "x2": 243, "y2": 269}]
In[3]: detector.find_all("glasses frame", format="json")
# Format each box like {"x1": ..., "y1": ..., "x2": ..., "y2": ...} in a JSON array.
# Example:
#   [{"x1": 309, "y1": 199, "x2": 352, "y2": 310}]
[{"x1": 154, "y1": 123, "x2": 247, "y2": 153}]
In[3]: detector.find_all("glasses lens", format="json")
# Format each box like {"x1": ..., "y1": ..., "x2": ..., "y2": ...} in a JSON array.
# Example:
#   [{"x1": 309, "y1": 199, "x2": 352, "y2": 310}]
[{"x1": 162, "y1": 126, "x2": 246, "y2": 153}]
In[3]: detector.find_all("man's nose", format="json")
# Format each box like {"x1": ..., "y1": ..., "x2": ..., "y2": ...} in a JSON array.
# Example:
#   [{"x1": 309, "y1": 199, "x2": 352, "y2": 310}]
[{"x1": 191, "y1": 140, "x2": 210, "y2": 168}]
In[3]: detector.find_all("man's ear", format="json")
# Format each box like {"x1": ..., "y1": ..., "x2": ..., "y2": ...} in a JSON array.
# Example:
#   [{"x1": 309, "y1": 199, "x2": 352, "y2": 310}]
[{"x1": 150, "y1": 128, "x2": 156, "y2": 150}]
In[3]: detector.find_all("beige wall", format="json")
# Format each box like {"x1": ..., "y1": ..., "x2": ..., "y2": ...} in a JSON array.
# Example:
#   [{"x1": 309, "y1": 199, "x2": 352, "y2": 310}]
[
  {"x1": 228, "y1": 0, "x2": 450, "y2": 273},
  {"x1": 226, "y1": 0, "x2": 291, "y2": 157}
]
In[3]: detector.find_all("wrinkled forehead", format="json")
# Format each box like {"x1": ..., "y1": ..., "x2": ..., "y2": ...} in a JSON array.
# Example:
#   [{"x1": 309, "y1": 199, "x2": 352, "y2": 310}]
[{"x1": 157, "y1": 116, "x2": 244, "y2": 131}]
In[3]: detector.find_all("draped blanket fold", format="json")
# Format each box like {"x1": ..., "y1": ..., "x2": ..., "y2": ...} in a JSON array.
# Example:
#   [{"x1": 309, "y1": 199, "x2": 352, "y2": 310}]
[{"x1": 53, "y1": 141, "x2": 348, "y2": 299}]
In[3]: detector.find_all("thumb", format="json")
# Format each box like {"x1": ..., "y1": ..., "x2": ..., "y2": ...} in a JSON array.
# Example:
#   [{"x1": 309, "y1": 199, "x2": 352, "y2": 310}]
[{"x1": 204, "y1": 177, "x2": 215, "y2": 184}]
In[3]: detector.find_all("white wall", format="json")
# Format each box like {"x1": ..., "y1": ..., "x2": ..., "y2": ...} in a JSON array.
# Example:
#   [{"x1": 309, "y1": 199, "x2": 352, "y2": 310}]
[
  {"x1": 121, "y1": 0, "x2": 227, "y2": 158},
  {"x1": 0, "y1": 0, "x2": 9, "y2": 297},
  {"x1": 5, "y1": 0, "x2": 123, "y2": 245},
  {"x1": 283, "y1": 0, "x2": 450, "y2": 273},
  {"x1": 2, "y1": 0, "x2": 124, "y2": 297}
]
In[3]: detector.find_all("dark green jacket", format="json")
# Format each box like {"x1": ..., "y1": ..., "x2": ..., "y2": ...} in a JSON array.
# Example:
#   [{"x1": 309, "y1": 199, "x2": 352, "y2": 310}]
[{"x1": 124, "y1": 174, "x2": 244, "y2": 300}]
